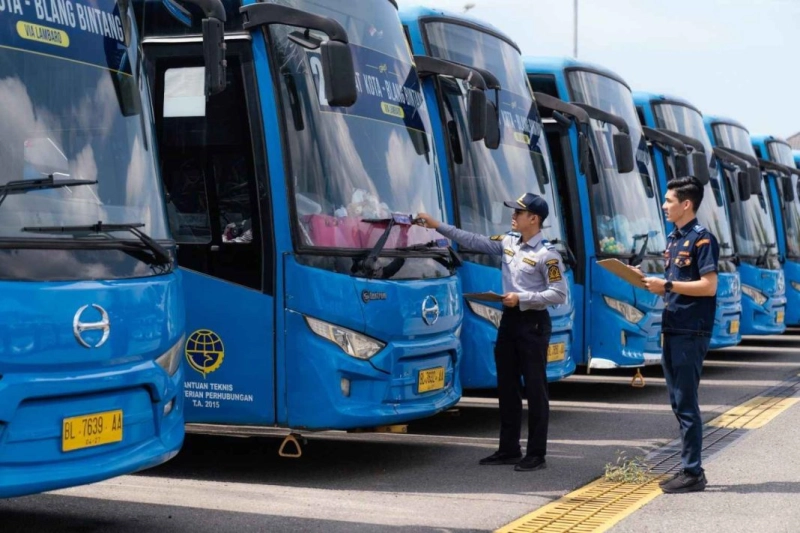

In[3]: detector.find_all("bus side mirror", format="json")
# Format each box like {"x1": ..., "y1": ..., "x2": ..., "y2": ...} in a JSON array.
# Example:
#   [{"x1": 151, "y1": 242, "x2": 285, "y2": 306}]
[
  {"x1": 692, "y1": 152, "x2": 711, "y2": 185},
  {"x1": 613, "y1": 133, "x2": 635, "y2": 174},
  {"x1": 782, "y1": 176, "x2": 796, "y2": 203},
  {"x1": 578, "y1": 132, "x2": 591, "y2": 179},
  {"x1": 674, "y1": 153, "x2": 690, "y2": 179},
  {"x1": 202, "y1": 17, "x2": 227, "y2": 96},
  {"x1": 737, "y1": 170, "x2": 751, "y2": 202},
  {"x1": 320, "y1": 40, "x2": 357, "y2": 107},
  {"x1": 484, "y1": 101, "x2": 501, "y2": 150},
  {"x1": 467, "y1": 87, "x2": 487, "y2": 142},
  {"x1": 111, "y1": 52, "x2": 142, "y2": 116},
  {"x1": 747, "y1": 166, "x2": 762, "y2": 196}
]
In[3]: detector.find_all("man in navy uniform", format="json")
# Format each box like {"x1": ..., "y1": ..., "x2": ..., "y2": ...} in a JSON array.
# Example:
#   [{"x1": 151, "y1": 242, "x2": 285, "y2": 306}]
[
  {"x1": 417, "y1": 193, "x2": 567, "y2": 472},
  {"x1": 641, "y1": 176, "x2": 719, "y2": 493}
]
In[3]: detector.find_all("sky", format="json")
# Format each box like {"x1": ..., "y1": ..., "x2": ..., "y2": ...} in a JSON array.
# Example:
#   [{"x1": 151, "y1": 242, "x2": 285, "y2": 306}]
[{"x1": 396, "y1": 0, "x2": 800, "y2": 139}]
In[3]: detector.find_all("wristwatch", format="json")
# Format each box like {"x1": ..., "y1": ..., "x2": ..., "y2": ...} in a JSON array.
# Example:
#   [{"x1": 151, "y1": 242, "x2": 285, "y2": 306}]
[{"x1": 664, "y1": 280, "x2": 673, "y2": 292}]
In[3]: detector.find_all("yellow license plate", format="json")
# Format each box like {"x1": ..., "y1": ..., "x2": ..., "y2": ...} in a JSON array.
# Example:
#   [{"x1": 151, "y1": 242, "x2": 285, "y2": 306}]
[
  {"x1": 729, "y1": 320, "x2": 740, "y2": 334},
  {"x1": 547, "y1": 342, "x2": 566, "y2": 363},
  {"x1": 62, "y1": 410, "x2": 123, "y2": 452},
  {"x1": 418, "y1": 367, "x2": 445, "y2": 393},
  {"x1": 777, "y1": 310, "x2": 785, "y2": 324}
]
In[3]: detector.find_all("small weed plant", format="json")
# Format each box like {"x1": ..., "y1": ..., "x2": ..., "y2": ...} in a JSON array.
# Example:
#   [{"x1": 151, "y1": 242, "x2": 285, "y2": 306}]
[{"x1": 603, "y1": 451, "x2": 654, "y2": 484}]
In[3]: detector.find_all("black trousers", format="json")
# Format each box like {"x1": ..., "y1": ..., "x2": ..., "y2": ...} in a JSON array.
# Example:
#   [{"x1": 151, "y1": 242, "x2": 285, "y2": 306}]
[{"x1": 495, "y1": 307, "x2": 552, "y2": 457}]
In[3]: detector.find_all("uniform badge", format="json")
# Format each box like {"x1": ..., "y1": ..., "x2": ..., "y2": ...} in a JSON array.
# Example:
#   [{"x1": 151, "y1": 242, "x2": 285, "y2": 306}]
[
  {"x1": 504, "y1": 248, "x2": 515, "y2": 257},
  {"x1": 545, "y1": 259, "x2": 559, "y2": 266},
  {"x1": 547, "y1": 264, "x2": 563, "y2": 282},
  {"x1": 490, "y1": 234, "x2": 504, "y2": 241},
  {"x1": 695, "y1": 238, "x2": 710, "y2": 247},
  {"x1": 522, "y1": 257, "x2": 537, "y2": 267},
  {"x1": 683, "y1": 240, "x2": 690, "y2": 247}
]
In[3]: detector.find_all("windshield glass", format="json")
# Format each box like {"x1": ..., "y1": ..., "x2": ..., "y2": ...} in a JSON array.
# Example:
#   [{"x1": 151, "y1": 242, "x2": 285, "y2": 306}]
[
  {"x1": 266, "y1": 0, "x2": 445, "y2": 252},
  {"x1": 654, "y1": 104, "x2": 734, "y2": 255},
  {"x1": 0, "y1": 0, "x2": 168, "y2": 241},
  {"x1": 568, "y1": 70, "x2": 666, "y2": 257},
  {"x1": 713, "y1": 124, "x2": 778, "y2": 260},
  {"x1": 423, "y1": 22, "x2": 566, "y2": 250},
  {"x1": 768, "y1": 141, "x2": 800, "y2": 258}
]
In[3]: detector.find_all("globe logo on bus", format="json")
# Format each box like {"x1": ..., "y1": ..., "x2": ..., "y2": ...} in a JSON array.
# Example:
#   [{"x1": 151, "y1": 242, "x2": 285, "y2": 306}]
[{"x1": 185, "y1": 329, "x2": 225, "y2": 377}]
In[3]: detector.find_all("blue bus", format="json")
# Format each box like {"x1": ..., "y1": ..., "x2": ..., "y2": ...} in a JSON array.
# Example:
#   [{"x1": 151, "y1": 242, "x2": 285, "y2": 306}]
[
  {"x1": 705, "y1": 117, "x2": 786, "y2": 335},
  {"x1": 135, "y1": 0, "x2": 463, "y2": 434},
  {"x1": 526, "y1": 58, "x2": 666, "y2": 373},
  {"x1": 400, "y1": 7, "x2": 575, "y2": 388},
  {"x1": 1, "y1": 0, "x2": 185, "y2": 498},
  {"x1": 633, "y1": 93, "x2": 742, "y2": 348},
  {"x1": 751, "y1": 135, "x2": 800, "y2": 327}
]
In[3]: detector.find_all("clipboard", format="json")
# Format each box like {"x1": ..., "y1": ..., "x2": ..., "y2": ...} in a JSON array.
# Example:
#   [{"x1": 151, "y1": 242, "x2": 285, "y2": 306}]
[
  {"x1": 597, "y1": 259, "x2": 646, "y2": 288},
  {"x1": 464, "y1": 291, "x2": 505, "y2": 302}
]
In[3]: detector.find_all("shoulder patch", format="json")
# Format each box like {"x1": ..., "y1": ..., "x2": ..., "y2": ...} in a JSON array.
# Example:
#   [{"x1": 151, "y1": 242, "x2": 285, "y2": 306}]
[
  {"x1": 547, "y1": 264, "x2": 563, "y2": 282},
  {"x1": 522, "y1": 257, "x2": 537, "y2": 267},
  {"x1": 695, "y1": 238, "x2": 711, "y2": 247},
  {"x1": 489, "y1": 234, "x2": 504, "y2": 241},
  {"x1": 545, "y1": 258, "x2": 559, "y2": 266}
]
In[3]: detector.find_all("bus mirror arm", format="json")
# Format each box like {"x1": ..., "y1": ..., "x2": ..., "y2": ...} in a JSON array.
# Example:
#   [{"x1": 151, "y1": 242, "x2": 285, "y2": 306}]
[
  {"x1": 414, "y1": 56, "x2": 488, "y2": 141},
  {"x1": 241, "y1": 4, "x2": 357, "y2": 107},
  {"x1": 572, "y1": 103, "x2": 635, "y2": 174},
  {"x1": 166, "y1": 0, "x2": 227, "y2": 96}
]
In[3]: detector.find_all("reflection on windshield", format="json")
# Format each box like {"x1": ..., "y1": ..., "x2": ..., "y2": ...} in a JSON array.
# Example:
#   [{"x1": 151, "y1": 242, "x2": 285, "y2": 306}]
[
  {"x1": 0, "y1": 2, "x2": 167, "y2": 241},
  {"x1": 423, "y1": 22, "x2": 566, "y2": 249},
  {"x1": 568, "y1": 71, "x2": 665, "y2": 257},
  {"x1": 713, "y1": 124, "x2": 777, "y2": 260},
  {"x1": 768, "y1": 141, "x2": 800, "y2": 258},
  {"x1": 654, "y1": 104, "x2": 734, "y2": 255},
  {"x1": 268, "y1": 0, "x2": 445, "y2": 251}
]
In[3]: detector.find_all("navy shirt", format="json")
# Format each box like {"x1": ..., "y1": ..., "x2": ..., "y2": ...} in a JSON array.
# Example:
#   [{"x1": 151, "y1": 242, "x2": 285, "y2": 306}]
[{"x1": 662, "y1": 218, "x2": 720, "y2": 336}]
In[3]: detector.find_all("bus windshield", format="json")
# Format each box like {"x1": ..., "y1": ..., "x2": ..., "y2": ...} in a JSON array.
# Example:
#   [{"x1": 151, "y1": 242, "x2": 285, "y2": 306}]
[
  {"x1": 0, "y1": 0, "x2": 168, "y2": 243},
  {"x1": 768, "y1": 141, "x2": 800, "y2": 259},
  {"x1": 714, "y1": 124, "x2": 778, "y2": 262},
  {"x1": 568, "y1": 70, "x2": 666, "y2": 258},
  {"x1": 423, "y1": 22, "x2": 567, "y2": 252},
  {"x1": 653, "y1": 103, "x2": 735, "y2": 257},
  {"x1": 267, "y1": 0, "x2": 445, "y2": 252}
]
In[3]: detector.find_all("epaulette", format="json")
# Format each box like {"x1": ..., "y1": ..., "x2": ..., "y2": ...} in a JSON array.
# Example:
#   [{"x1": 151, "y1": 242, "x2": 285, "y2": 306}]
[
  {"x1": 693, "y1": 224, "x2": 707, "y2": 234},
  {"x1": 544, "y1": 242, "x2": 556, "y2": 251}
]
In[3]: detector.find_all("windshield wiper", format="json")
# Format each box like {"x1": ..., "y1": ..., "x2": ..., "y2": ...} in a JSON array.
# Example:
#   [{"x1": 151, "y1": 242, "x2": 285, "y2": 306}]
[
  {"x1": 756, "y1": 242, "x2": 776, "y2": 267},
  {"x1": 354, "y1": 214, "x2": 414, "y2": 278},
  {"x1": 394, "y1": 239, "x2": 463, "y2": 268},
  {"x1": 630, "y1": 231, "x2": 658, "y2": 266},
  {"x1": 0, "y1": 175, "x2": 98, "y2": 208},
  {"x1": 21, "y1": 221, "x2": 171, "y2": 265}
]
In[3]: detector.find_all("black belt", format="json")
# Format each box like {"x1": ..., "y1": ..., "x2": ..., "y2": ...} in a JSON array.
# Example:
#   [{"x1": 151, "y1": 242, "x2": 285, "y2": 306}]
[{"x1": 502, "y1": 306, "x2": 549, "y2": 317}]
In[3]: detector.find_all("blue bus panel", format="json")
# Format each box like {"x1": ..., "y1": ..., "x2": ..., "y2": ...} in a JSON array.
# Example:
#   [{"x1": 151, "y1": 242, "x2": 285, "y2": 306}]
[
  {"x1": 1, "y1": 0, "x2": 185, "y2": 498},
  {"x1": 400, "y1": 6, "x2": 575, "y2": 389},
  {"x1": 633, "y1": 92, "x2": 741, "y2": 349}
]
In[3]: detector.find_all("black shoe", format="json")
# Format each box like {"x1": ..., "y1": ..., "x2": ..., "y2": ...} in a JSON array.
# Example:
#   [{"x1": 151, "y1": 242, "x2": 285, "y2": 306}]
[
  {"x1": 658, "y1": 471, "x2": 682, "y2": 488},
  {"x1": 479, "y1": 451, "x2": 522, "y2": 466},
  {"x1": 514, "y1": 455, "x2": 546, "y2": 472},
  {"x1": 660, "y1": 470, "x2": 707, "y2": 494}
]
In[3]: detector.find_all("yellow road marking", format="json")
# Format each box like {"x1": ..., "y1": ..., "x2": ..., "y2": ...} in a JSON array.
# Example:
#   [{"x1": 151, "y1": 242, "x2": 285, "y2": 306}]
[
  {"x1": 495, "y1": 477, "x2": 663, "y2": 533},
  {"x1": 707, "y1": 396, "x2": 799, "y2": 429}
]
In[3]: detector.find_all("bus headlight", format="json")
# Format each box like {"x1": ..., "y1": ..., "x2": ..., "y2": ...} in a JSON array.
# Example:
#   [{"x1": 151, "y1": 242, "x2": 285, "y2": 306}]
[
  {"x1": 603, "y1": 296, "x2": 644, "y2": 324},
  {"x1": 155, "y1": 336, "x2": 184, "y2": 376},
  {"x1": 467, "y1": 301, "x2": 502, "y2": 328},
  {"x1": 305, "y1": 316, "x2": 385, "y2": 360},
  {"x1": 741, "y1": 284, "x2": 767, "y2": 306},
  {"x1": 792, "y1": 281, "x2": 800, "y2": 292}
]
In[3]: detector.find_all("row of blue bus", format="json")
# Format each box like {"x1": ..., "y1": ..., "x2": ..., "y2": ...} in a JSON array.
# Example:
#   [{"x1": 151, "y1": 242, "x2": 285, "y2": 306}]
[{"x1": 2, "y1": 0, "x2": 797, "y2": 499}]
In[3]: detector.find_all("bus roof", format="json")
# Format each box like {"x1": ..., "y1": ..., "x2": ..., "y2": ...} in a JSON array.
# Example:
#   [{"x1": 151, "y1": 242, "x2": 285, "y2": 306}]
[
  {"x1": 632, "y1": 91, "x2": 703, "y2": 116},
  {"x1": 523, "y1": 56, "x2": 629, "y2": 90},
  {"x1": 399, "y1": 5, "x2": 520, "y2": 54},
  {"x1": 704, "y1": 115, "x2": 750, "y2": 132}
]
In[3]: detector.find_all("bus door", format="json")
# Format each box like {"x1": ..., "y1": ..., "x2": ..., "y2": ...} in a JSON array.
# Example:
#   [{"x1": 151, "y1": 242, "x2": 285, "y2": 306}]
[{"x1": 145, "y1": 40, "x2": 276, "y2": 425}]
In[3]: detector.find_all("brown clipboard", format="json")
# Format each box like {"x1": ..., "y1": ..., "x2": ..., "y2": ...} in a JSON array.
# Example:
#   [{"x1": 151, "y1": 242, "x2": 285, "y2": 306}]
[
  {"x1": 464, "y1": 291, "x2": 505, "y2": 303},
  {"x1": 597, "y1": 259, "x2": 647, "y2": 288}
]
